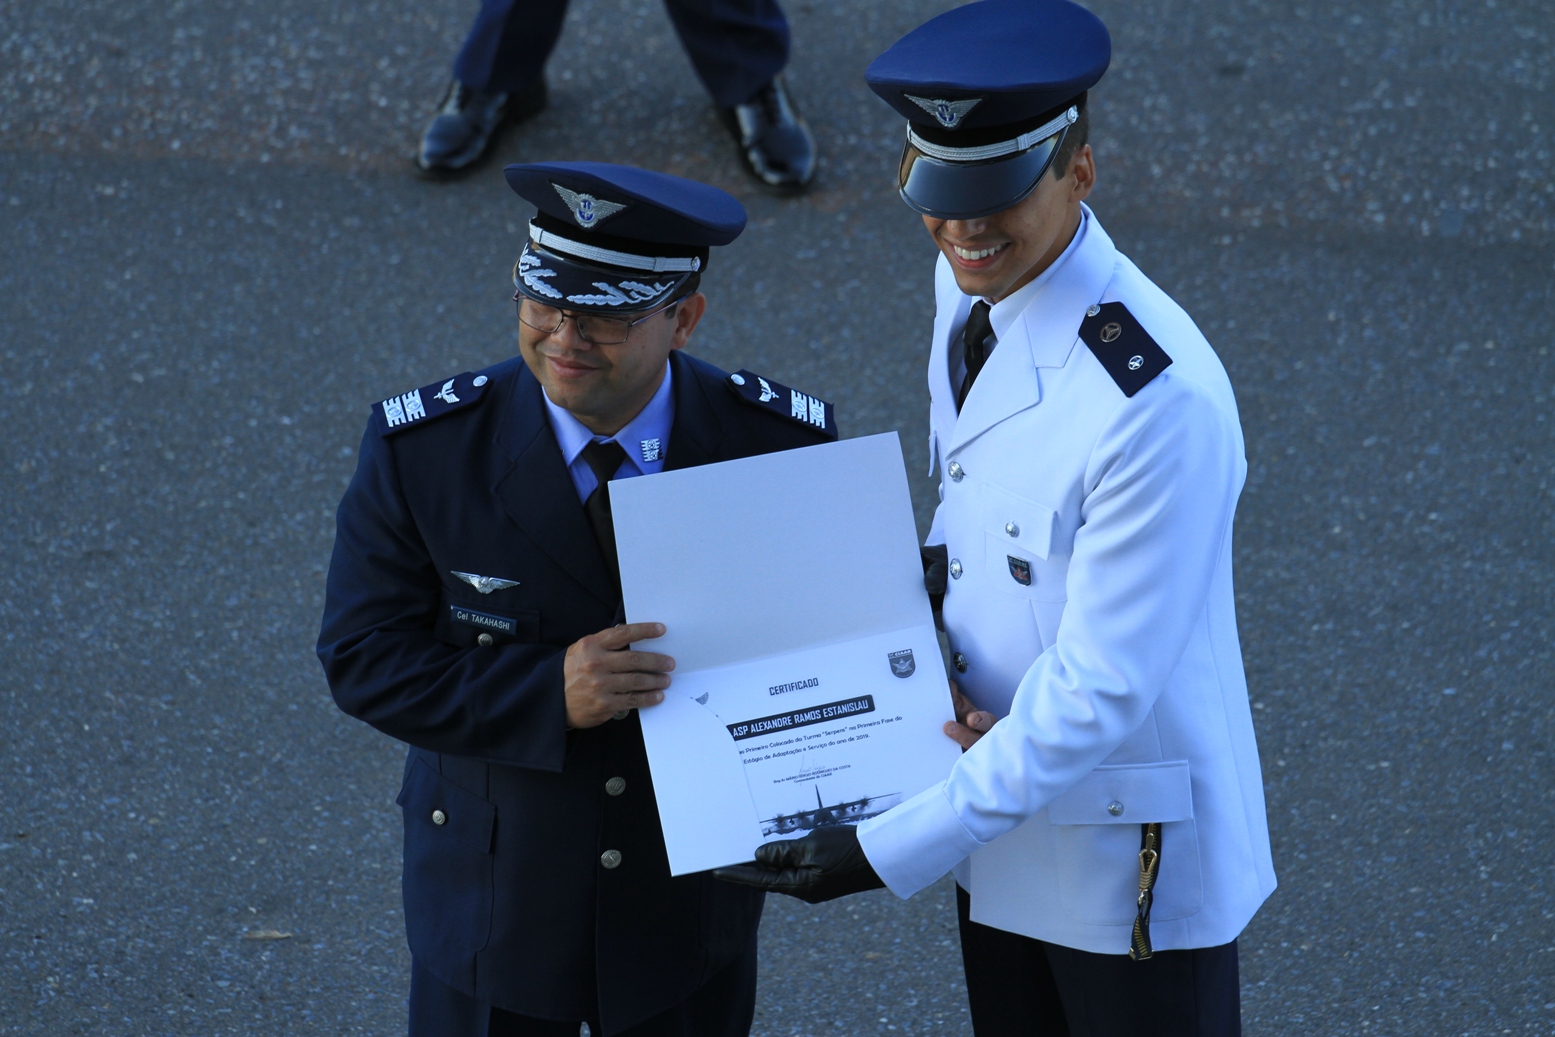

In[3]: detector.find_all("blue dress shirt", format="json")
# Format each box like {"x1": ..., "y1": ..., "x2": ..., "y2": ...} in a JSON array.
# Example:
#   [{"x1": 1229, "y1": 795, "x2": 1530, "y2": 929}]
[{"x1": 542, "y1": 360, "x2": 676, "y2": 502}]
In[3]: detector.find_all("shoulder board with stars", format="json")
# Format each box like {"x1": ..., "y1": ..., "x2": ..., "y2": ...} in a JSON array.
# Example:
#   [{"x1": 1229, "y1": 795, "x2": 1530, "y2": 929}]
[
  {"x1": 1079, "y1": 302, "x2": 1173, "y2": 398},
  {"x1": 374, "y1": 372, "x2": 490, "y2": 437},
  {"x1": 726, "y1": 370, "x2": 837, "y2": 440}
]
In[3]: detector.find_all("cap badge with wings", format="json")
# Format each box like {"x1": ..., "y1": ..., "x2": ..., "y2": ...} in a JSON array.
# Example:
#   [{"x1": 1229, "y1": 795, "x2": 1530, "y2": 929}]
[
  {"x1": 904, "y1": 94, "x2": 982, "y2": 129},
  {"x1": 552, "y1": 183, "x2": 628, "y2": 230}
]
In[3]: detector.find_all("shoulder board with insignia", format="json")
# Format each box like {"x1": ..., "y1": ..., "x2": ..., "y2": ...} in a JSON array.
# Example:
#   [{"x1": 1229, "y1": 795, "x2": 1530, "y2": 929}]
[
  {"x1": 1078, "y1": 302, "x2": 1172, "y2": 398},
  {"x1": 375, "y1": 372, "x2": 490, "y2": 436},
  {"x1": 726, "y1": 370, "x2": 838, "y2": 440}
]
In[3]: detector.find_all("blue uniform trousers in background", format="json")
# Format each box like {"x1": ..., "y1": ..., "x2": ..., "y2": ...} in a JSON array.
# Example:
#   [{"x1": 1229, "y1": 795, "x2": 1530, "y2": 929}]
[{"x1": 453, "y1": 0, "x2": 790, "y2": 107}]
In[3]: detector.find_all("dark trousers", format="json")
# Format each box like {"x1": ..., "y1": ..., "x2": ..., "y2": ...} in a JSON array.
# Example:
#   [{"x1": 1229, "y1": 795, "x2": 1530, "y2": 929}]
[
  {"x1": 956, "y1": 887, "x2": 1241, "y2": 1037},
  {"x1": 453, "y1": 0, "x2": 789, "y2": 107},
  {"x1": 408, "y1": 934, "x2": 758, "y2": 1037}
]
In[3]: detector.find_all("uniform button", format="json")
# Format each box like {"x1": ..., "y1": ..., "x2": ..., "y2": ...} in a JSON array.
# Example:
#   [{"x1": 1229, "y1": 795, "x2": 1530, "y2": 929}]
[
  {"x1": 949, "y1": 559, "x2": 963, "y2": 579},
  {"x1": 477, "y1": 633, "x2": 493, "y2": 647},
  {"x1": 948, "y1": 461, "x2": 965, "y2": 482},
  {"x1": 600, "y1": 849, "x2": 623, "y2": 870},
  {"x1": 472, "y1": 375, "x2": 489, "y2": 386},
  {"x1": 431, "y1": 809, "x2": 447, "y2": 826},
  {"x1": 1005, "y1": 522, "x2": 1019, "y2": 537},
  {"x1": 1087, "y1": 304, "x2": 1101, "y2": 317},
  {"x1": 953, "y1": 652, "x2": 968, "y2": 673},
  {"x1": 605, "y1": 777, "x2": 626, "y2": 797},
  {"x1": 1107, "y1": 801, "x2": 1124, "y2": 817},
  {"x1": 612, "y1": 710, "x2": 630, "y2": 721}
]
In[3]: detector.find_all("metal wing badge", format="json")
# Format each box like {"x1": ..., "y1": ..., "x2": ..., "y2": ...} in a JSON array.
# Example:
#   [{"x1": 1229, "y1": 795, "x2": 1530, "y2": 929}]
[
  {"x1": 551, "y1": 183, "x2": 629, "y2": 230},
  {"x1": 451, "y1": 571, "x2": 520, "y2": 594},
  {"x1": 904, "y1": 94, "x2": 982, "y2": 129}
]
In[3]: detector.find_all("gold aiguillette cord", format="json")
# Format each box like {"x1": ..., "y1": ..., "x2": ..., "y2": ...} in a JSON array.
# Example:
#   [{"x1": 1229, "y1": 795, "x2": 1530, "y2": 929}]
[{"x1": 1129, "y1": 822, "x2": 1163, "y2": 961}]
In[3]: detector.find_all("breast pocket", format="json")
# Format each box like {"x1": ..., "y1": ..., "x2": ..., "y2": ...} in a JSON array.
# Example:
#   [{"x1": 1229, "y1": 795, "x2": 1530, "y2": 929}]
[
  {"x1": 979, "y1": 484, "x2": 1067, "y2": 603},
  {"x1": 396, "y1": 758, "x2": 497, "y2": 965},
  {"x1": 1047, "y1": 761, "x2": 1203, "y2": 925}
]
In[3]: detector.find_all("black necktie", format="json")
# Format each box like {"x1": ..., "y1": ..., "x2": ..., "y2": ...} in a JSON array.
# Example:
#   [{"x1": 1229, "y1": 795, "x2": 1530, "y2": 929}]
[
  {"x1": 957, "y1": 300, "x2": 995, "y2": 412},
  {"x1": 581, "y1": 440, "x2": 628, "y2": 583}
]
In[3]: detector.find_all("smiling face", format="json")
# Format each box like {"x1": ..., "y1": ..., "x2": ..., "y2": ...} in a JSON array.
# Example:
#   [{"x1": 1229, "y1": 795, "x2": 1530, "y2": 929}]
[
  {"x1": 924, "y1": 143, "x2": 1095, "y2": 303},
  {"x1": 519, "y1": 292, "x2": 707, "y2": 436}
]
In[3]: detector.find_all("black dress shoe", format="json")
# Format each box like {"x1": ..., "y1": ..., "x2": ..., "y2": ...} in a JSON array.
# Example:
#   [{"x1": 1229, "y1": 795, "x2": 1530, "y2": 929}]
[
  {"x1": 720, "y1": 77, "x2": 816, "y2": 194},
  {"x1": 415, "y1": 79, "x2": 547, "y2": 178}
]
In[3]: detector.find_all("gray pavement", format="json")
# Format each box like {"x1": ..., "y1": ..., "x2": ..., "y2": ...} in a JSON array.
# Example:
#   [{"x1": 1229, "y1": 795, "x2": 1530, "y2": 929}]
[{"x1": 2, "y1": 0, "x2": 1551, "y2": 1034}]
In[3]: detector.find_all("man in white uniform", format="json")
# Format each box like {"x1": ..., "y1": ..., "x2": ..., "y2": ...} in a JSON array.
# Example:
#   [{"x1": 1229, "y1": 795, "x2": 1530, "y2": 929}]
[{"x1": 717, "y1": 2, "x2": 1275, "y2": 1034}]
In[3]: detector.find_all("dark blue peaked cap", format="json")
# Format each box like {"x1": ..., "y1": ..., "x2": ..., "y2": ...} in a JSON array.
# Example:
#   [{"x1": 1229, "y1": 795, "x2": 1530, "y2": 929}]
[
  {"x1": 867, "y1": 0, "x2": 1110, "y2": 220},
  {"x1": 503, "y1": 162, "x2": 747, "y2": 314},
  {"x1": 866, "y1": 0, "x2": 1110, "y2": 133},
  {"x1": 504, "y1": 162, "x2": 746, "y2": 245}
]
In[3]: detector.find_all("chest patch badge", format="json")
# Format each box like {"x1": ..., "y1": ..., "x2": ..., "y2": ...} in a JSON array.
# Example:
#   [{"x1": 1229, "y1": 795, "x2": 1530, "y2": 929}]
[
  {"x1": 726, "y1": 370, "x2": 838, "y2": 441},
  {"x1": 377, "y1": 372, "x2": 490, "y2": 436},
  {"x1": 888, "y1": 649, "x2": 916, "y2": 678},
  {"x1": 1008, "y1": 556, "x2": 1033, "y2": 586},
  {"x1": 1079, "y1": 302, "x2": 1172, "y2": 398}
]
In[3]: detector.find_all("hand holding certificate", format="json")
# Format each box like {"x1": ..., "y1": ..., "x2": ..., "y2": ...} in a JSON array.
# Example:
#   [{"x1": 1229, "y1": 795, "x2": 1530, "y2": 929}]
[{"x1": 611, "y1": 433, "x2": 962, "y2": 876}]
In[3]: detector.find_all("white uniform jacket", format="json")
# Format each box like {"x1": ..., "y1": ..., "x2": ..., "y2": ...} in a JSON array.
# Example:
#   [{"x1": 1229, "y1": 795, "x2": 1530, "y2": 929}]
[{"x1": 857, "y1": 207, "x2": 1275, "y2": 954}]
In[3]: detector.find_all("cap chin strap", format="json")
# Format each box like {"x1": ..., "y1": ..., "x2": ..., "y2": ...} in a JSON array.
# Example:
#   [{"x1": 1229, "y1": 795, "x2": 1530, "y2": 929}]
[
  {"x1": 528, "y1": 224, "x2": 701, "y2": 273},
  {"x1": 906, "y1": 105, "x2": 1077, "y2": 163}
]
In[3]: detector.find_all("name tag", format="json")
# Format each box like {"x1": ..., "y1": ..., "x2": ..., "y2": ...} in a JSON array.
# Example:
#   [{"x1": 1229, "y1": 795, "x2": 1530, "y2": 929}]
[{"x1": 449, "y1": 605, "x2": 518, "y2": 637}]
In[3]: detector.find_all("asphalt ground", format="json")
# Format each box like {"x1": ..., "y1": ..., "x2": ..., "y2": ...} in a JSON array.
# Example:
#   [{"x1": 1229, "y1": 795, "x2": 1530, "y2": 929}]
[{"x1": 1, "y1": 0, "x2": 1552, "y2": 1034}]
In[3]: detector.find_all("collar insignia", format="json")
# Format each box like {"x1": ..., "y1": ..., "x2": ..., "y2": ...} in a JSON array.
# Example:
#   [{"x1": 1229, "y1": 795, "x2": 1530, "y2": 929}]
[
  {"x1": 451, "y1": 571, "x2": 520, "y2": 594},
  {"x1": 552, "y1": 184, "x2": 628, "y2": 230},
  {"x1": 905, "y1": 94, "x2": 982, "y2": 129}
]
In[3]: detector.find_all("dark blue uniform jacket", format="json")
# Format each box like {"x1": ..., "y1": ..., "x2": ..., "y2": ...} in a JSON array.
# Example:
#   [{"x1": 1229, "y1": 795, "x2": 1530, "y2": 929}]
[{"x1": 317, "y1": 350, "x2": 832, "y2": 1033}]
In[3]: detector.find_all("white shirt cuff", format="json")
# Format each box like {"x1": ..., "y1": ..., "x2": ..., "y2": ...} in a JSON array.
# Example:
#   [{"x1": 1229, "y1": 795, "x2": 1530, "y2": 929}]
[{"x1": 856, "y1": 782, "x2": 983, "y2": 899}]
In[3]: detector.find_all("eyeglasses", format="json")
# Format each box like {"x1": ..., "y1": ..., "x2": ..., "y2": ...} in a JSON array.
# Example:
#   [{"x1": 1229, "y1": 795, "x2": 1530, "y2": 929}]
[{"x1": 515, "y1": 294, "x2": 680, "y2": 346}]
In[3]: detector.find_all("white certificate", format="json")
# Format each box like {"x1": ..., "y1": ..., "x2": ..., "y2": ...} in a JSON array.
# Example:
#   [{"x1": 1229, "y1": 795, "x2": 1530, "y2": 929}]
[{"x1": 612, "y1": 433, "x2": 962, "y2": 876}]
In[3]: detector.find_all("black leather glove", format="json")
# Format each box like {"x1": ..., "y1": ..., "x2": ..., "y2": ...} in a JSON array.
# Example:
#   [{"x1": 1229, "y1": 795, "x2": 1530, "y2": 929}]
[
  {"x1": 922, "y1": 544, "x2": 949, "y2": 616},
  {"x1": 713, "y1": 825, "x2": 886, "y2": 904}
]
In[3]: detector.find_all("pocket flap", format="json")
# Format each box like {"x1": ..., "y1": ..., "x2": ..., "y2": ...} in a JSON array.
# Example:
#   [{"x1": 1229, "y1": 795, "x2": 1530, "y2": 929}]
[
  {"x1": 979, "y1": 483, "x2": 1055, "y2": 561},
  {"x1": 1047, "y1": 761, "x2": 1193, "y2": 825},
  {"x1": 397, "y1": 758, "x2": 496, "y2": 852}
]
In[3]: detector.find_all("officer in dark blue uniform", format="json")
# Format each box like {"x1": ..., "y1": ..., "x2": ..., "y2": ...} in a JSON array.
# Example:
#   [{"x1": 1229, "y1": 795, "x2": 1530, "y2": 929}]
[
  {"x1": 318, "y1": 162, "x2": 836, "y2": 1037},
  {"x1": 416, "y1": 0, "x2": 815, "y2": 193}
]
